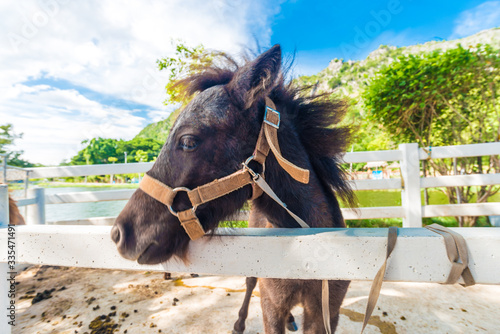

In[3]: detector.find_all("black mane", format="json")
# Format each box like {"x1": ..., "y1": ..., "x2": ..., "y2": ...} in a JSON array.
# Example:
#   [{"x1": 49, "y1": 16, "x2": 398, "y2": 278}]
[{"x1": 175, "y1": 54, "x2": 356, "y2": 208}]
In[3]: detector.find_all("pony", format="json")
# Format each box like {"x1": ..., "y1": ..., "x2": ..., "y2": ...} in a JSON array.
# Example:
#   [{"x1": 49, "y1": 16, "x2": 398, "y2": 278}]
[
  {"x1": 111, "y1": 44, "x2": 354, "y2": 333},
  {"x1": 9, "y1": 195, "x2": 25, "y2": 225},
  {"x1": 2, "y1": 183, "x2": 26, "y2": 225}
]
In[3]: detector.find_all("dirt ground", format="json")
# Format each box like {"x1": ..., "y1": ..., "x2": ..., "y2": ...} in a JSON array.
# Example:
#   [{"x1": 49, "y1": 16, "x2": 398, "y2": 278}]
[{"x1": 13, "y1": 266, "x2": 500, "y2": 334}]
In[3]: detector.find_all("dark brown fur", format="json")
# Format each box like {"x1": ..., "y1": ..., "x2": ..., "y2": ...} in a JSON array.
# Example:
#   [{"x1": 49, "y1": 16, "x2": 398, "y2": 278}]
[{"x1": 112, "y1": 45, "x2": 354, "y2": 333}]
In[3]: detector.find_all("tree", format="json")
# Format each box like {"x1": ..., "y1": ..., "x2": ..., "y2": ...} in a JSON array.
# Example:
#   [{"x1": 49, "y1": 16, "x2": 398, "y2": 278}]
[
  {"x1": 363, "y1": 44, "x2": 500, "y2": 226},
  {"x1": 116, "y1": 137, "x2": 163, "y2": 162},
  {"x1": 71, "y1": 137, "x2": 163, "y2": 165},
  {"x1": 157, "y1": 41, "x2": 229, "y2": 106},
  {"x1": 0, "y1": 124, "x2": 36, "y2": 167},
  {"x1": 71, "y1": 138, "x2": 119, "y2": 165},
  {"x1": 134, "y1": 150, "x2": 149, "y2": 162}
]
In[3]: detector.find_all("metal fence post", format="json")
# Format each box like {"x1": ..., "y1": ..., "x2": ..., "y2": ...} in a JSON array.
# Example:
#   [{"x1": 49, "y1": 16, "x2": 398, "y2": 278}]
[
  {"x1": 27, "y1": 187, "x2": 45, "y2": 225},
  {"x1": 399, "y1": 143, "x2": 423, "y2": 227}
]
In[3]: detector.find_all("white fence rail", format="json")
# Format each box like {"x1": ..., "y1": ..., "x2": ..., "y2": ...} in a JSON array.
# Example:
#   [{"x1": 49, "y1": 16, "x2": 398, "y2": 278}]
[
  {"x1": 28, "y1": 162, "x2": 152, "y2": 179},
  {"x1": 11, "y1": 142, "x2": 500, "y2": 227},
  {"x1": 1, "y1": 225, "x2": 500, "y2": 284}
]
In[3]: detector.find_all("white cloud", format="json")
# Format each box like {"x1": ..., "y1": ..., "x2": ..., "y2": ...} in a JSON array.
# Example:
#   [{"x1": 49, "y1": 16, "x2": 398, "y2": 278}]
[
  {"x1": 451, "y1": 1, "x2": 500, "y2": 38},
  {"x1": 2, "y1": 85, "x2": 146, "y2": 164},
  {"x1": 0, "y1": 0, "x2": 276, "y2": 165}
]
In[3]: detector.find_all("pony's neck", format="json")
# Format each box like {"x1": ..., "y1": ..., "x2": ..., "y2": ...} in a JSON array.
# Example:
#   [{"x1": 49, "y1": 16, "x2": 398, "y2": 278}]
[{"x1": 252, "y1": 117, "x2": 344, "y2": 229}]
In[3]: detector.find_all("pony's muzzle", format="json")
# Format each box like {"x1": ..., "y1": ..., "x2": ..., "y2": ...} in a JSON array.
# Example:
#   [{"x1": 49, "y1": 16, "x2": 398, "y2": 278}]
[
  {"x1": 110, "y1": 224, "x2": 120, "y2": 244},
  {"x1": 111, "y1": 222, "x2": 142, "y2": 261}
]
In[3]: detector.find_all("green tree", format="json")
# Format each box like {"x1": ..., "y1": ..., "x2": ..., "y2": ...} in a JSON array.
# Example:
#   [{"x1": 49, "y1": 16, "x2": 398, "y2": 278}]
[
  {"x1": 134, "y1": 150, "x2": 149, "y2": 162},
  {"x1": 157, "y1": 41, "x2": 228, "y2": 106},
  {"x1": 0, "y1": 124, "x2": 36, "y2": 167},
  {"x1": 363, "y1": 44, "x2": 500, "y2": 226},
  {"x1": 71, "y1": 138, "x2": 119, "y2": 165},
  {"x1": 363, "y1": 44, "x2": 500, "y2": 147},
  {"x1": 71, "y1": 137, "x2": 163, "y2": 166},
  {"x1": 116, "y1": 137, "x2": 163, "y2": 162}
]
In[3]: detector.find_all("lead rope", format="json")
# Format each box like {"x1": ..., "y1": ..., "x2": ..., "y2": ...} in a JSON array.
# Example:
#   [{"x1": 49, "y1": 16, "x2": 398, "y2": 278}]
[
  {"x1": 424, "y1": 224, "x2": 475, "y2": 287},
  {"x1": 360, "y1": 226, "x2": 398, "y2": 333},
  {"x1": 358, "y1": 224, "x2": 475, "y2": 333}
]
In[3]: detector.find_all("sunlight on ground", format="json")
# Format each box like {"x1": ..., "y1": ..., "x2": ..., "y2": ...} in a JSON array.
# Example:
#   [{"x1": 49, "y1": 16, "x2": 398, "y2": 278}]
[{"x1": 13, "y1": 266, "x2": 500, "y2": 334}]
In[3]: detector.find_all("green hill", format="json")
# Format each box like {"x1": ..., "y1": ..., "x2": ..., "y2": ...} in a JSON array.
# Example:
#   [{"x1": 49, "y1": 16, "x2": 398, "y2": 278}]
[
  {"x1": 297, "y1": 28, "x2": 500, "y2": 98},
  {"x1": 134, "y1": 108, "x2": 182, "y2": 143},
  {"x1": 135, "y1": 118, "x2": 171, "y2": 143}
]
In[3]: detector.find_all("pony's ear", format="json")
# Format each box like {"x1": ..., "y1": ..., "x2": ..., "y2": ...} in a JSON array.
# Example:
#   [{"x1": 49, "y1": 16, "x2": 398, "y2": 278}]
[{"x1": 228, "y1": 44, "x2": 281, "y2": 109}]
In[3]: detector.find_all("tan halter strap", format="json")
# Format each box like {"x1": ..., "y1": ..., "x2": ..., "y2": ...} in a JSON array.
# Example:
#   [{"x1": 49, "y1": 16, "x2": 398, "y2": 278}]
[
  {"x1": 253, "y1": 97, "x2": 310, "y2": 184},
  {"x1": 140, "y1": 170, "x2": 254, "y2": 240}
]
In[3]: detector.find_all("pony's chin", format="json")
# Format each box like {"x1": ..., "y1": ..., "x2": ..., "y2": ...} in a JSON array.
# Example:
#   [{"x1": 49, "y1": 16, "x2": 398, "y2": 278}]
[{"x1": 136, "y1": 244, "x2": 173, "y2": 265}]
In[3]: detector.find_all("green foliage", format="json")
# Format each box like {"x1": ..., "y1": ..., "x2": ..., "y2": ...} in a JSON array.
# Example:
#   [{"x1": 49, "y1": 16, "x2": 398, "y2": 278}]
[
  {"x1": 134, "y1": 113, "x2": 177, "y2": 143},
  {"x1": 116, "y1": 137, "x2": 163, "y2": 163},
  {"x1": 328, "y1": 77, "x2": 341, "y2": 89},
  {"x1": 71, "y1": 137, "x2": 163, "y2": 165},
  {"x1": 157, "y1": 41, "x2": 228, "y2": 106},
  {"x1": 134, "y1": 149, "x2": 149, "y2": 162},
  {"x1": 140, "y1": 41, "x2": 231, "y2": 144},
  {"x1": 362, "y1": 44, "x2": 500, "y2": 225},
  {"x1": 0, "y1": 124, "x2": 37, "y2": 167},
  {"x1": 363, "y1": 44, "x2": 500, "y2": 147},
  {"x1": 346, "y1": 218, "x2": 402, "y2": 228},
  {"x1": 339, "y1": 97, "x2": 395, "y2": 171},
  {"x1": 0, "y1": 124, "x2": 16, "y2": 153}
]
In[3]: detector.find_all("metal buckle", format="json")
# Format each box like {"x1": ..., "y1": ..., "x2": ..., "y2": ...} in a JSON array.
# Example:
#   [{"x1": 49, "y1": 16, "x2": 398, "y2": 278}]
[
  {"x1": 242, "y1": 155, "x2": 265, "y2": 181},
  {"x1": 264, "y1": 106, "x2": 280, "y2": 129},
  {"x1": 168, "y1": 187, "x2": 197, "y2": 217}
]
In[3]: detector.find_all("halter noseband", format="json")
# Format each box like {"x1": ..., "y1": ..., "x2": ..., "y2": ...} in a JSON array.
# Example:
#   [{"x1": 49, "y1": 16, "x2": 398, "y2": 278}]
[{"x1": 139, "y1": 97, "x2": 310, "y2": 240}]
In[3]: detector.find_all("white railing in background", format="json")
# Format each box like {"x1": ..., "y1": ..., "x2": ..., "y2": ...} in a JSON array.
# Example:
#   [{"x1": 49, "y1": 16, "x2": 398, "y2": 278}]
[{"x1": 12, "y1": 142, "x2": 500, "y2": 227}]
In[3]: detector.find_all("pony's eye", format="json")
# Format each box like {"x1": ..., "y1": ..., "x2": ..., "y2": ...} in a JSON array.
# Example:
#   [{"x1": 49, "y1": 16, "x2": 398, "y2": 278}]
[{"x1": 179, "y1": 135, "x2": 199, "y2": 151}]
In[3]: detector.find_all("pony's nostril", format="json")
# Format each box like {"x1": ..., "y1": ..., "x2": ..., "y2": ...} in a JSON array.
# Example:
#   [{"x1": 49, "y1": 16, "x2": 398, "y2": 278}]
[{"x1": 110, "y1": 225, "x2": 121, "y2": 244}]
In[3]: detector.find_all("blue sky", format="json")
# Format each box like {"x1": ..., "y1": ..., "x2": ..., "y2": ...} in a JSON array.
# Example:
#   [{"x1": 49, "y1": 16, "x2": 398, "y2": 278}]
[
  {"x1": 272, "y1": 0, "x2": 499, "y2": 74},
  {"x1": 1, "y1": 0, "x2": 499, "y2": 164}
]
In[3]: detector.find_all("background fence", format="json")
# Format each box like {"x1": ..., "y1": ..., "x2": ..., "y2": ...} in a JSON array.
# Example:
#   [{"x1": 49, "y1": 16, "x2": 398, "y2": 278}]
[
  {"x1": 5, "y1": 142, "x2": 500, "y2": 228},
  {"x1": 1, "y1": 142, "x2": 500, "y2": 334}
]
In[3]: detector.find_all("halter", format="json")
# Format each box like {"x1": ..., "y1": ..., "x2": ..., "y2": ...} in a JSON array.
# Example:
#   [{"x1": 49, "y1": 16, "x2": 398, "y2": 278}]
[{"x1": 139, "y1": 97, "x2": 310, "y2": 240}]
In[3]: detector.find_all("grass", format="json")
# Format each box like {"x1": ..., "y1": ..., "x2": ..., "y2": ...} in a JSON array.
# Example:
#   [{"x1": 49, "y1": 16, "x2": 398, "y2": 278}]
[
  {"x1": 221, "y1": 216, "x2": 494, "y2": 229},
  {"x1": 219, "y1": 221, "x2": 248, "y2": 228}
]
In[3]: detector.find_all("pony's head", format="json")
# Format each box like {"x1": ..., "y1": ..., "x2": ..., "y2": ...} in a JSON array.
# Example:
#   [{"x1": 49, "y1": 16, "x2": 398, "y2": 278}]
[
  {"x1": 112, "y1": 45, "x2": 285, "y2": 264},
  {"x1": 111, "y1": 44, "x2": 354, "y2": 264}
]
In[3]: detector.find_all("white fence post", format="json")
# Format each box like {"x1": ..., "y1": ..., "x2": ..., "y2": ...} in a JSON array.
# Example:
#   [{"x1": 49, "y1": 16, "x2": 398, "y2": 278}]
[
  {"x1": 399, "y1": 143, "x2": 422, "y2": 227},
  {"x1": 1, "y1": 155, "x2": 7, "y2": 183},
  {"x1": 27, "y1": 187, "x2": 45, "y2": 225},
  {"x1": 0, "y1": 185, "x2": 8, "y2": 228},
  {"x1": 0, "y1": 184, "x2": 12, "y2": 334}
]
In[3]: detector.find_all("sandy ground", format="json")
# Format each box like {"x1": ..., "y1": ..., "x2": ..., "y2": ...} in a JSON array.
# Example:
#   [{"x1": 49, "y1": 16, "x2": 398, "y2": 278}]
[{"x1": 13, "y1": 266, "x2": 500, "y2": 334}]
